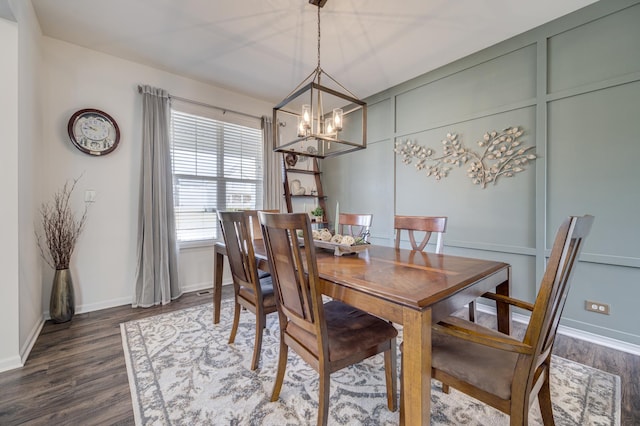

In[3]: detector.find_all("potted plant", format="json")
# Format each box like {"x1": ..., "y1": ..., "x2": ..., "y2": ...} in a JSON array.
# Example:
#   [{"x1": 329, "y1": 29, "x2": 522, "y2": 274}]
[
  {"x1": 35, "y1": 177, "x2": 88, "y2": 323},
  {"x1": 311, "y1": 206, "x2": 324, "y2": 222}
]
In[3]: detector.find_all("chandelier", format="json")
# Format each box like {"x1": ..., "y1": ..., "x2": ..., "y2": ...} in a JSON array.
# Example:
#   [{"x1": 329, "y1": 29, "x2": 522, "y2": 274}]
[{"x1": 272, "y1": 0, "x2": 367, "y2": 159}]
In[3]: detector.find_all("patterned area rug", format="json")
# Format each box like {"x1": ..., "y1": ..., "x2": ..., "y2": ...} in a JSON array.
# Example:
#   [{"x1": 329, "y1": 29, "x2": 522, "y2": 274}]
[{"x1": 121, "y1": 301, "x2": 620, "y2": 425}]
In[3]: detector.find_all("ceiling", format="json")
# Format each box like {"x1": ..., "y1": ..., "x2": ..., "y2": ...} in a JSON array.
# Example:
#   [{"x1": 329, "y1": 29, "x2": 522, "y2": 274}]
[{"x1": 14, "y1": 0, "x2": 598, "y2": 104}]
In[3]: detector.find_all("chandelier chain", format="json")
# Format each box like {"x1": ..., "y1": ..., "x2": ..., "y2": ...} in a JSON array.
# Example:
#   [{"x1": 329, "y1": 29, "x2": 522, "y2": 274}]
[{"x1": 317, "y1": 4, "x2": 321, "y2": 71}]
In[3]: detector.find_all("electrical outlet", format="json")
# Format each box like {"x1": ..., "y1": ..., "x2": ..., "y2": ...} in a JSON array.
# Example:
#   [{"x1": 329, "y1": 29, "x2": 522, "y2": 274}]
[{"x1": 585, "y1": 300, "x2": 610, "y2": 315}]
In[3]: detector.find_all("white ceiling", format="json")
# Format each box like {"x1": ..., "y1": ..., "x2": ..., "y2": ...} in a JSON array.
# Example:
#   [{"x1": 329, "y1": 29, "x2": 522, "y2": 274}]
[{"x1": 21, "y1": 0, "x2": 598, "y2": 103}]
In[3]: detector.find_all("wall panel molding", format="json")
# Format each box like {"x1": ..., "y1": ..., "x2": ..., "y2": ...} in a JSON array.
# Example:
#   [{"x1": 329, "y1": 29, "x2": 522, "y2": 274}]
[
  {"x1": 326, "y1": 0, "x2": 640, "y2": 345},
  {"x1": 546, "y1": 72, "x2": 640, "y2": 102}
]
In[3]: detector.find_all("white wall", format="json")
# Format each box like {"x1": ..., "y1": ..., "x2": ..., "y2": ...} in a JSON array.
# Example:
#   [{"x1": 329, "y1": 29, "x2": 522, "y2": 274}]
[
  {"x1": 13, "y1": 0, "x2": 45, "y2": 366},
  {"x1": 41, "y1": 37, "x2": 273, "y2": 314},
  {"x1": 0, "y1": 0, "x2": 46, "y2": 372},
  {"x1": 0, "y1": 16, "x2": 21, "y2": 371}
]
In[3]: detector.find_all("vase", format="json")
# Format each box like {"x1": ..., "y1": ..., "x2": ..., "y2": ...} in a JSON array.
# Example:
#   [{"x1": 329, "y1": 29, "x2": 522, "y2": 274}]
[{"x1": 50, "y1": 269, "x2": 75, "y2": 323}]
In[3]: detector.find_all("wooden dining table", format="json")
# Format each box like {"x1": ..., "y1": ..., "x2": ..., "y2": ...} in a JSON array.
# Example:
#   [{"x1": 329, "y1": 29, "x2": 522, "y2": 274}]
[{"x1": 213, "y1": 240, "x2": 512, "y2": 425}]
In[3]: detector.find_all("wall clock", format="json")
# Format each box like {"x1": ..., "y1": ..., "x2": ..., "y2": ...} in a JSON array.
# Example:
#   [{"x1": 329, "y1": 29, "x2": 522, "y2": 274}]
[{"x1": 67, "y1": 108, "x2": 120, "y2": 156}]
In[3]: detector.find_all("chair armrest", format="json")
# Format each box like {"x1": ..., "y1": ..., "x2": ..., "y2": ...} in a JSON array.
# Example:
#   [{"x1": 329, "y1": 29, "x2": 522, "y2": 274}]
[
  {"x1": 480, "y1": 292, "x2": 535, "y2": 311},
  {"x1": 433, "y1": 320, "x2": 534, "y2": 355}
]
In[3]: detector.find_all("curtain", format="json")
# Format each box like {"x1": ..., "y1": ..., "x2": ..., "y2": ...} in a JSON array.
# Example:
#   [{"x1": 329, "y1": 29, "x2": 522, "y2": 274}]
[
  {"x1": 262, "y1": 116, "x2": 283, "y2": 211},
  {"x1": 134, "y1": 85, "x2": 181, "y2": 307}
]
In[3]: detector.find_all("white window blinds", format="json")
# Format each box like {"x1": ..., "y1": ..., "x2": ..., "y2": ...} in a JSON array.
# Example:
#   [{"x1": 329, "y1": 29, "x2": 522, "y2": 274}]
[{"x1": 170, "y1": 107, "x2": 263, "y2": 242}]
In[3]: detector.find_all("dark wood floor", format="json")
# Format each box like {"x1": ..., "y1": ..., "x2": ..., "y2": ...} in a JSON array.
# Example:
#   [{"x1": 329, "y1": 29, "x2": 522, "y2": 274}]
[{"x1": 0, "y1": 288, "x2": 638, "y2": 425}]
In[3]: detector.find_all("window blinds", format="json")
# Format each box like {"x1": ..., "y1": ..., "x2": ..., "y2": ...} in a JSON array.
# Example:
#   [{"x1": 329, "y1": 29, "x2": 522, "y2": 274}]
[{"x1": 170, "y1": 109, "x2": 263, "y2": 242}]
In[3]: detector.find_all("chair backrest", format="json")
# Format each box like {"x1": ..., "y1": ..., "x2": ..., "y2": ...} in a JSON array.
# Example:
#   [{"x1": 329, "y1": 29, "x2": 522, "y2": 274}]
[
  {"x1": 394, "y1": 216, "x2": 447, "y2": 252},
  {"x1": 242, "y1": 209, "x2": 280, "y2": 240},
  {"x1": 218, "y1": 211, "x2": 261, "y2": 297},
  {"x1": 338, "y1": 213, "x2": 373, "y2": 241},
  {"x1": 523, "y1": 215, "x2": 594, "y2": 368},
  {"x1": 258, "y1": 212, "x2": 328, "y2": 356}
]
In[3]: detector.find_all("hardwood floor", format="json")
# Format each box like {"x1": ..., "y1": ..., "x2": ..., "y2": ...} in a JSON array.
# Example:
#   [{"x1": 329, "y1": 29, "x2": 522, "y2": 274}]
[
  {"x1": 0, "y1": 288, "x2": 637, "y2": 425},
  {"x1": 0, "y1": 289, "x2": 225, "y2": 426}
]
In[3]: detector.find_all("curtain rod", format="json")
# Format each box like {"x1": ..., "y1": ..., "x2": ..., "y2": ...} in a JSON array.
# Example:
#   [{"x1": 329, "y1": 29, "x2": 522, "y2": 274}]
[{"x1": 137, "y1": 85, "x2": 262, "y2": 120}]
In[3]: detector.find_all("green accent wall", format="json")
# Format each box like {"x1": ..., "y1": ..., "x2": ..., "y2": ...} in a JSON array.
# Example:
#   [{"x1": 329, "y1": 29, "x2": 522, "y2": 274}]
[{"x1": 323, "y1": 0, "x2": 640, "y2": 346}]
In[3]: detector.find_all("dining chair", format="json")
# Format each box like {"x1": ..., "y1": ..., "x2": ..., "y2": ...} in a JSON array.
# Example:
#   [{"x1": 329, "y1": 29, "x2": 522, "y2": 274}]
[
  {"x1": 258, "y1": 211, "x2": 398, "y2": 426},
  {"x1": 218, "y1": 210, "x2": 278, "y2": 370},
  {"x1": 403, "y1": 215, "x2": 594, "y2": 425},
  {"x1": 242, "y1": 209, "x2": 279, "y2": 241},
  {"x1": 394, "y1": 215, "x2": 447, "y2": 252},
  {"x1": 393, "y1": 215, "x2": 487, "y2": 321},
  {"x1": 242, "y1": 209, "x2": 279, "y2": 279},
  {"x1": 337, "y1": 213, "x2": 373, "y2": 242}
]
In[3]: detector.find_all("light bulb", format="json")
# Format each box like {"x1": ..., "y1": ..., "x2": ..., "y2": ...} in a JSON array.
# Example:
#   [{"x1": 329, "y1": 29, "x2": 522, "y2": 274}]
[
  {"x1": 302, "y1": 104, "x2": 311, "y2": 129},
  {"x1": 333, "y1": 108, "x2": 343, "y2": 131},
  {"x1": 325, "y1": 118, "x2": 334, "y2": 135}
]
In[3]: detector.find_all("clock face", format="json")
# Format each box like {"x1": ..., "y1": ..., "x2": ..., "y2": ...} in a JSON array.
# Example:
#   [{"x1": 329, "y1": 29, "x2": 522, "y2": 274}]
[{"x1": 68, "y1": 109, "x2": 120, "y2": 156}]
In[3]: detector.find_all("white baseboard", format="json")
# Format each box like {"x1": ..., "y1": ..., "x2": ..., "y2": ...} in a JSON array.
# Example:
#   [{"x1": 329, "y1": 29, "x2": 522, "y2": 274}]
[
  {"x1": 0, "y1": 315, "x2": 45, "y2": 373},
  {"x1": 7, "y1": 281, "x2": 228, "y2": 374},
  {"x1": 43, "y1": 282, "x2": 231, "y2": 320},
  {"x1": 180, "y1": 281, "x2": 220, "y2": 293},
  {"x1": 0, "y1": 355, "x2": 23, "y2": 373},
  {"x1": 475, "y1": 304, "x2": 640, "y2": 356},
  {"x1": 20, "y1": 316, "x2": 45, "y2": 366},
  {"x1": 43, "y1": 295, "x2": 133, "y2": 320}
]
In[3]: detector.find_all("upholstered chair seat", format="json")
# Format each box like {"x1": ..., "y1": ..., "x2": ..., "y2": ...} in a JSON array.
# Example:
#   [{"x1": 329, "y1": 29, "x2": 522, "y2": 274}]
[
  {"x1": 286, "y1": 300, "x2": 398, "y2": 362},
  {"x1": 238, "y1": 277, "x2": 276, "y2": 310},
  {"x1": 432, "y1": 316, "x2": 519, "y2": 399}
]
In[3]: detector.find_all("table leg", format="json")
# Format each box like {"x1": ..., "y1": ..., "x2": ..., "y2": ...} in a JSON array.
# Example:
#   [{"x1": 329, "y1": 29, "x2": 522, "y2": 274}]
[
  {"x1": 402, "y1": 307, "x2": 431, "y2": 425},
  {"x1": 495, "y1": 266, "x2": 512, "y2": 335},
  {"x1": 213, "y1": 247, "x2": 224, "y2": 324}
]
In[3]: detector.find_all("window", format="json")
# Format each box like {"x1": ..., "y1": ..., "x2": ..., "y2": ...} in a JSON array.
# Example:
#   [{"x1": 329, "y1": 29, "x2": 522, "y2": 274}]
[{"x1": 170, "y1": 105, "x2": 263, "y2": 242}]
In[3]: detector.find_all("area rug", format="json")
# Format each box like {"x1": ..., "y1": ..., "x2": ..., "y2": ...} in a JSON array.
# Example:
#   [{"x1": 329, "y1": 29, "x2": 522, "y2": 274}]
[{"x1": 121, "y1": 301, "x2": 620, "y2": 425}]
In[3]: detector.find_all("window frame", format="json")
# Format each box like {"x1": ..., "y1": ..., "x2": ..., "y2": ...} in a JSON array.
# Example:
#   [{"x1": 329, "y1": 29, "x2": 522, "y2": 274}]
[{"x1": 170, "y1": 101, "x2": 264, "y2": 246}]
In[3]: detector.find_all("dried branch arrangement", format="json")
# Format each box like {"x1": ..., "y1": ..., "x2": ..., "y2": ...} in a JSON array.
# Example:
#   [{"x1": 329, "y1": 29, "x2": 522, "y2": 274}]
[
  {"x1": 36, "y1": 177, "x2": 88, "y2": 270},
  {"x1": 394, "y1": 126, "x2": 537, "y2": 188}
]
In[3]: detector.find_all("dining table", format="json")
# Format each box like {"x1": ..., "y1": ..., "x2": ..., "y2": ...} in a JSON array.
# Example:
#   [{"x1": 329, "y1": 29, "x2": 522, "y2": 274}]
[{"x1": 212, "y1": 240, "x2": 512, "y2": 425}]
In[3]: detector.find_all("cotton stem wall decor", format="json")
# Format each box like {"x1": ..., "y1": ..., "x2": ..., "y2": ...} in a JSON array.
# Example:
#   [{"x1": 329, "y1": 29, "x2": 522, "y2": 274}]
[{"x1": 394, "y1": 126, "x2": 537, "y2": 188}]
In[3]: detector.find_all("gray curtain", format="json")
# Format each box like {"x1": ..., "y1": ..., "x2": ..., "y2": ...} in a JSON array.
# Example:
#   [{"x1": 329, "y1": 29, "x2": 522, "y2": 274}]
[
  {"x1": 134, "y1": 85, "x2": 181, "y2": 307},
  {"x1": 262, "y1": 116, "x2": 283, "y2": 211}
]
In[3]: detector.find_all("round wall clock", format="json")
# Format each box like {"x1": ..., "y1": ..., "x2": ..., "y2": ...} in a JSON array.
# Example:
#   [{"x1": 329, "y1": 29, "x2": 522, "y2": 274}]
[{"x1": 67, "y1": 108, "x2": 120, "y2": 156}]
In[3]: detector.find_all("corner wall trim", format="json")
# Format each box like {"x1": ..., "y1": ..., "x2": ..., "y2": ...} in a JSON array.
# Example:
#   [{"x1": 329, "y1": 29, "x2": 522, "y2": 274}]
[
  {"x1": 20, "y1": 316, "x2": 45, "y2": 366},
  {"x1": 0, "y1": 355, "x2": 23, "y2": 373}
]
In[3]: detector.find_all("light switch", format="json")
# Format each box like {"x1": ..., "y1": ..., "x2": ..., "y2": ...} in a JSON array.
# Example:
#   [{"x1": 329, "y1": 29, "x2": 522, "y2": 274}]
[{"x1": 85, "y1": 190, "x2": 97, "y2": 203}]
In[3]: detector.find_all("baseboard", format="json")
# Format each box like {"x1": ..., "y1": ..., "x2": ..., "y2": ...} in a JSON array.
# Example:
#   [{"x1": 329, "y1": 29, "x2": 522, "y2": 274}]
[
  {"x1": 20, "y1": 316, "x2": 45, "y2": 366},
  {"x1": 475, "y1": 304, "x2": 640, "y2": 356},
  {"x1": 0, "y1": 315, "x2": 45, "y2": 373},
  {"x1": 0, "y1": 355, "x2": 22, "y2": 373},
  {"x1": 10, "y1": 281, "x2": 226, "y2": 374},
  {"x1": 42, "y1": 281, "x2": 232, "y2": 319},
  {"x1": 43, "y1": 295, "x2": 134, "y2": 320},
  {"x1": 180, "y1": 281, "x2": 225, "y2": 293}
]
